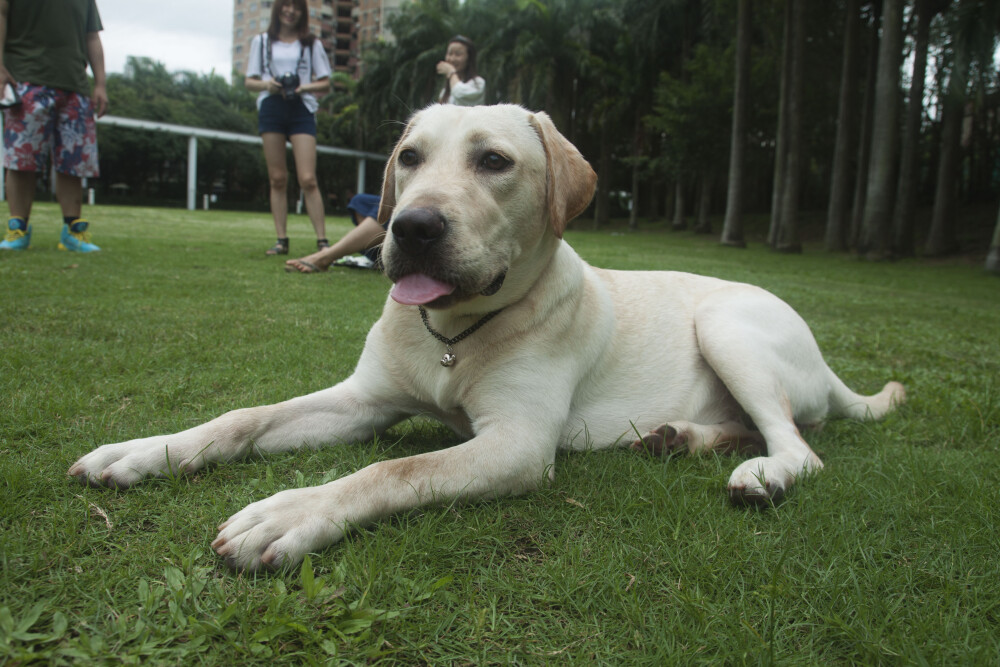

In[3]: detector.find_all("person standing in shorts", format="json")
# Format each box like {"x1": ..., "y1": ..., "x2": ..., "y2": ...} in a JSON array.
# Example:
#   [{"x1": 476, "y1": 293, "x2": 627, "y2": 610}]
[
  {"x1": 0, "y1": 0, "x2": 108, "y2": 252},
  {"x1": 245, "y1": 0, "x2": 331, "y2": 257}
]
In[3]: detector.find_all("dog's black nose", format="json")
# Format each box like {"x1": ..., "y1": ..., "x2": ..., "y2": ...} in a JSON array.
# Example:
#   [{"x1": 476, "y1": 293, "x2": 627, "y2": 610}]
[{"x1": 391, "y1": 208, "x2": 445, "y2": 255}]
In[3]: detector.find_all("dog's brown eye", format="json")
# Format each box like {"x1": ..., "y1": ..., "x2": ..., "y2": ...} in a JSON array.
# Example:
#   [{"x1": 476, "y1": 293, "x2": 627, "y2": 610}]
[
  {"x1": 480, "y1": 152, "x2": 510, "y2": 171},
  {"x1": 399, "y1": 149, "x2": 419, "y2": 167}
]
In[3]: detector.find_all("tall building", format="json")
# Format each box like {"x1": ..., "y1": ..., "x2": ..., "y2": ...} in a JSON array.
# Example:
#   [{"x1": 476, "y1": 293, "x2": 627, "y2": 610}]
[
  {"x1": 232, "y1": 0, "x2": 400, "y2": 82},
  {"x1": 328, "y1": 0, "x2": 354, "y2": 78},
  {"x1": 352, "y1": 0, "x2": 403, "y2": 77}
]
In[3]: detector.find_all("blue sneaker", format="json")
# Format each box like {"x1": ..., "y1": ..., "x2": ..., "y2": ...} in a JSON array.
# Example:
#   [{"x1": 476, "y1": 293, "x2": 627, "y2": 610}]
[
  {"x1": 58, "y1": 219, "x2": 101, "y2": 252},
  {"x1": 0, "y1": 217, "x2": 31, "y2": 250}
]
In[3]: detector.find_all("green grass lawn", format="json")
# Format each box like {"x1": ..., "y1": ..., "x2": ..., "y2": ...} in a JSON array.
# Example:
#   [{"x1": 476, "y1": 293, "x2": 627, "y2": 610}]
[{"x1": 2, "y1": 202, "x2": 999, "y2": 664}]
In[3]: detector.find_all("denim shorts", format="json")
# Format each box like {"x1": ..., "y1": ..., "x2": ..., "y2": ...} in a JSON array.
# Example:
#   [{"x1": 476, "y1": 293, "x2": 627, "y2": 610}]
[
  {"x1": 257, "y1": 94, "x2": 316, "y2": 137},
  {"x1": 348, "y1": 193, "x2": 386, "y2": 263},
  {"x1": 2, "y1": 83, "x2": 99, "y2": 177}
]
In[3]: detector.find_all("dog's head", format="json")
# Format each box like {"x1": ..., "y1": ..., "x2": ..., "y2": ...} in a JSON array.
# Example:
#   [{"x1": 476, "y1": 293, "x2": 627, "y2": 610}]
[{"x1": 379, "y1": 104, "x2": 596, "y2": 310}]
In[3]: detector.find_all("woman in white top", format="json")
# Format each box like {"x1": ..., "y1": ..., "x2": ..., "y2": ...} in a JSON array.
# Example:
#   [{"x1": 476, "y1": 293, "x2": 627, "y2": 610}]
[
  {"x1": 436, "y1": 35, "x2": 485, "y2": 107},
  {"x1": 283, "y1": 36, "x2": 487, "y2": 274},
  {"x1": 245, "y1": 0, "x2": 332, "y2": 256}
]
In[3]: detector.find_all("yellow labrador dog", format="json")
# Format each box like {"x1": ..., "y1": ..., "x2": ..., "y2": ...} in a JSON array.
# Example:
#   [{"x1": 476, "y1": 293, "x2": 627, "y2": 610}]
[{"x1": 69, "y1": 104, "x2": 904, "y2": 571}]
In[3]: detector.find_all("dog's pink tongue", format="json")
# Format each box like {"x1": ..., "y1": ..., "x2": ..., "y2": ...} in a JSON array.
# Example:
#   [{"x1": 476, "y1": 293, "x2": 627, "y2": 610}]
[{"x1": 390, "y1": 274, "x2": 456, "y2": 305}]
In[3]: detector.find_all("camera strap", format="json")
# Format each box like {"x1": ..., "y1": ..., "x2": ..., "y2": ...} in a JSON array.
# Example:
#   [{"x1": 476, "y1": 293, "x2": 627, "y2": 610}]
[{"x1": 261, "y1": 33, "x2": 308, "y2": 81}]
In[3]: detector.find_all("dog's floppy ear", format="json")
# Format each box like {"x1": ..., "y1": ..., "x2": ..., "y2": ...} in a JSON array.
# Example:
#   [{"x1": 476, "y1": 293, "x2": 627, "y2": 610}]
[
  {"x1": 528, "y1": 111, "x2": 597, "y2": 238},
  {"x1": 377, "y1": 122, "x2": 413, "y2": 226}
]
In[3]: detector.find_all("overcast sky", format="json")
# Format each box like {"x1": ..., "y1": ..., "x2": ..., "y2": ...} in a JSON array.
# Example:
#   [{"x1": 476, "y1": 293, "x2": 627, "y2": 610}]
[{"x1": 98, "y1": 0, "x2": 234, "y2": 78}]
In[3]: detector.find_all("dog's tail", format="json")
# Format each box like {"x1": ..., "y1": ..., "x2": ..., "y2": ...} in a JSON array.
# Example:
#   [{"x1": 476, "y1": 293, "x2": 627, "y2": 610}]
[{"x1": 828, "y1": 376, "x2": 906, "y2": 422}]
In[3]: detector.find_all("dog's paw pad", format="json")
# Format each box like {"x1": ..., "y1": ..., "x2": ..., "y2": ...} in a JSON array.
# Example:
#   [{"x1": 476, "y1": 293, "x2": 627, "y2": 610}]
[{"x1": 630, "y1": 424, "x2": 685, "y2": 457}]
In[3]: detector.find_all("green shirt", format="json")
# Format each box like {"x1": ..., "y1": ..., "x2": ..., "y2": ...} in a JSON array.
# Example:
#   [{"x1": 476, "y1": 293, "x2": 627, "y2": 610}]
[{"x1": 3, "y1": 0, "x2": 103, "y2": 96}]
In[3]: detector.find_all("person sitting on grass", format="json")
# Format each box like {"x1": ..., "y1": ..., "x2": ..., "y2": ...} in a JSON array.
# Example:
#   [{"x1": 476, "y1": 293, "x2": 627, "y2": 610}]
[{"x1": 284, "y1": 193, "x2": 384, "y2": 272}]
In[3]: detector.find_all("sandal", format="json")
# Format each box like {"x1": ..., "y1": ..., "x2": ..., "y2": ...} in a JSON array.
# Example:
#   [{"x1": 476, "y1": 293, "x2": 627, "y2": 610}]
[
  {"x1": 265, "y1": 238, "x2": 289, "y2": 256},
  {"x1": 317, "y1": 238, "x2": 330, "y2": 250}
]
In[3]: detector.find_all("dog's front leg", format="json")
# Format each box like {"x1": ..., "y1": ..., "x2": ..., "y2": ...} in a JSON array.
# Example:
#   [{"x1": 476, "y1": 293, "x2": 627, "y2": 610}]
[
  {"x1": 212, "y1": 412, "x2": 563, "y2": 571},
  {"x1": 68, "y1": 375, "x2": 408, "y2": 489}
]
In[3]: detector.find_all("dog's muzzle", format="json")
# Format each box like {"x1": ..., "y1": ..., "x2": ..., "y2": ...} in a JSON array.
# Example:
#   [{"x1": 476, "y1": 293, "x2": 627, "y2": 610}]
[
  {"x1": 385, "y1": 207, "x2": 507, "y2": 307},
  {"x1": 481, "y1": 272, "x2": 506, "y2": 296}
]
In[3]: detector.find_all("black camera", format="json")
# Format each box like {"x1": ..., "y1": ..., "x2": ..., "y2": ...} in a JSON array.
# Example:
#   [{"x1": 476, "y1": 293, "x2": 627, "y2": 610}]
[{"x1": 277, "y1": 72, "x2": 300, "y2": 100}]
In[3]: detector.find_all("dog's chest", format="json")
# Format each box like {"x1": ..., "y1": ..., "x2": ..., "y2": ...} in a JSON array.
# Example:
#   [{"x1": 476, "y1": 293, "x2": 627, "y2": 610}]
[
  {"x1": 387, "y1": 330, "x2": 478, "y2": 409},
  {"x1": 397, "y1": 361, "x2": 477, "y2": 437}
]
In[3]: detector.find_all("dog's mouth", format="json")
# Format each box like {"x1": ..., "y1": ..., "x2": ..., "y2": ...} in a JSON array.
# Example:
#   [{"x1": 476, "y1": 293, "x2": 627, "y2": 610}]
[
  {"x1": 390, "y1": 274, "x2": 455, "y2": 305},
  {"x1": 390, "y1": 271, "x2": 507, "y2": 308}
]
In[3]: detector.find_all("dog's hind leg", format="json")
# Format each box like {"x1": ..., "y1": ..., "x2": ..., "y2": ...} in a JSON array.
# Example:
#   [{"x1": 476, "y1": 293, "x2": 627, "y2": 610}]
[
  {"x1": 630, "y1": 421, "x2": 764, "y2": 457},
  {"x1": 692, "y1": 286, "x2": 839, "y2": 506}
]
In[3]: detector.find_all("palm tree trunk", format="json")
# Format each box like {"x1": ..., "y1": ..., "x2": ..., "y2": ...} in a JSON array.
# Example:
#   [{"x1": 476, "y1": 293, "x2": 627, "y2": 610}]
[
  {"x1": 825, "y1": 0, "x2": 861, "y2": 252},
  {"x1": 672, "y1": 181, "x2": 687, "y2": 231},
  {"x1": 628, "y1": 163, "x2": 640, "y2": 231},
  {"x1": 647, "y1": 136, "x2": 663, "y2": 222},
  {"x1": 775, "y1": 0, "x2": 805, "y2": 253},
  {"x1": 849, "y1": 14, "x2": 880, "y2": 250},
  {"x1": 859, "y1": 0, "x2": 904, "y2": 260},
  {"x1": 925, "y1": 0, "x2": 972, "y2": 258},
  {"x1": 593, "y1": 118, "x2": 610, "y2": 229},
  {"x1": 924, "y1": 99, "x2": 963, "y2": 256},
  {"x1": 767, "y1": 0, "x2": 793, "y2": 247},
  {"x1": 891, "y1": 0, "x2": 933, "y2": 257},
  {"x1": 986, "y1": 202, "x2": 1000, "y2": 274},
  {"x1": 695, "y1": 171, "x2": 713, "y2": 234},
  {"x1": 628, "y1": 109, "x2": 642, "y2": 231},
  {"x1": 721, "y1": 0, "x2": 751, "y2": 248}
]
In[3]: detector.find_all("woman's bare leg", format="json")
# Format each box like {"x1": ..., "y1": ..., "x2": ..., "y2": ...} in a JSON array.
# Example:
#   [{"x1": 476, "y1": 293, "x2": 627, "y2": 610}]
[
  {"x1": 289, "y1": 133, "x2": 326, "y2": 241},
  {"x1": 262, "y1": 133, "x2": 290, "y2": 239},
  {"x1": 285, "y1": 216, "x2": 386, "y2": 272}
]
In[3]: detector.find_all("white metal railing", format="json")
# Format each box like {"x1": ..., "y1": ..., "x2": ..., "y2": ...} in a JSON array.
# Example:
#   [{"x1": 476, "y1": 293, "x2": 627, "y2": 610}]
[{"x1": 0, "y1": 114, "x2": 386, "y2": 210}]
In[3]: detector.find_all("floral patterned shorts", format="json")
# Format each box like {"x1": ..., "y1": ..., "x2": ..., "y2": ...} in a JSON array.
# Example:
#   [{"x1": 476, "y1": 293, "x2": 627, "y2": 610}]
[{"x1": 2, "y1": 83, "x2": 99, "y2": 178}]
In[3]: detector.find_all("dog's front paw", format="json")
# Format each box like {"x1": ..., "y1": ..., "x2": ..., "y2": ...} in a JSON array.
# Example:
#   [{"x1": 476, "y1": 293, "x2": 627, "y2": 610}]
[
  {"x1": 728, "y1": 476, "x2": 785, "y2": 507},
  {"x1": 212, "y1": 486, "x2": 347, "y2": 572},
  {"x1": 67, "y1": 437, "x2": 208, "y2": 489},
  {"x1": 727, "y1": 454, "x2": 822, "y2": 507},
  {"x1": 68, "y1": 438, "x2": 169, "y2": 488},
  {"x1": 728, "y1": 457, "x2": 790, "y2": 507}
]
